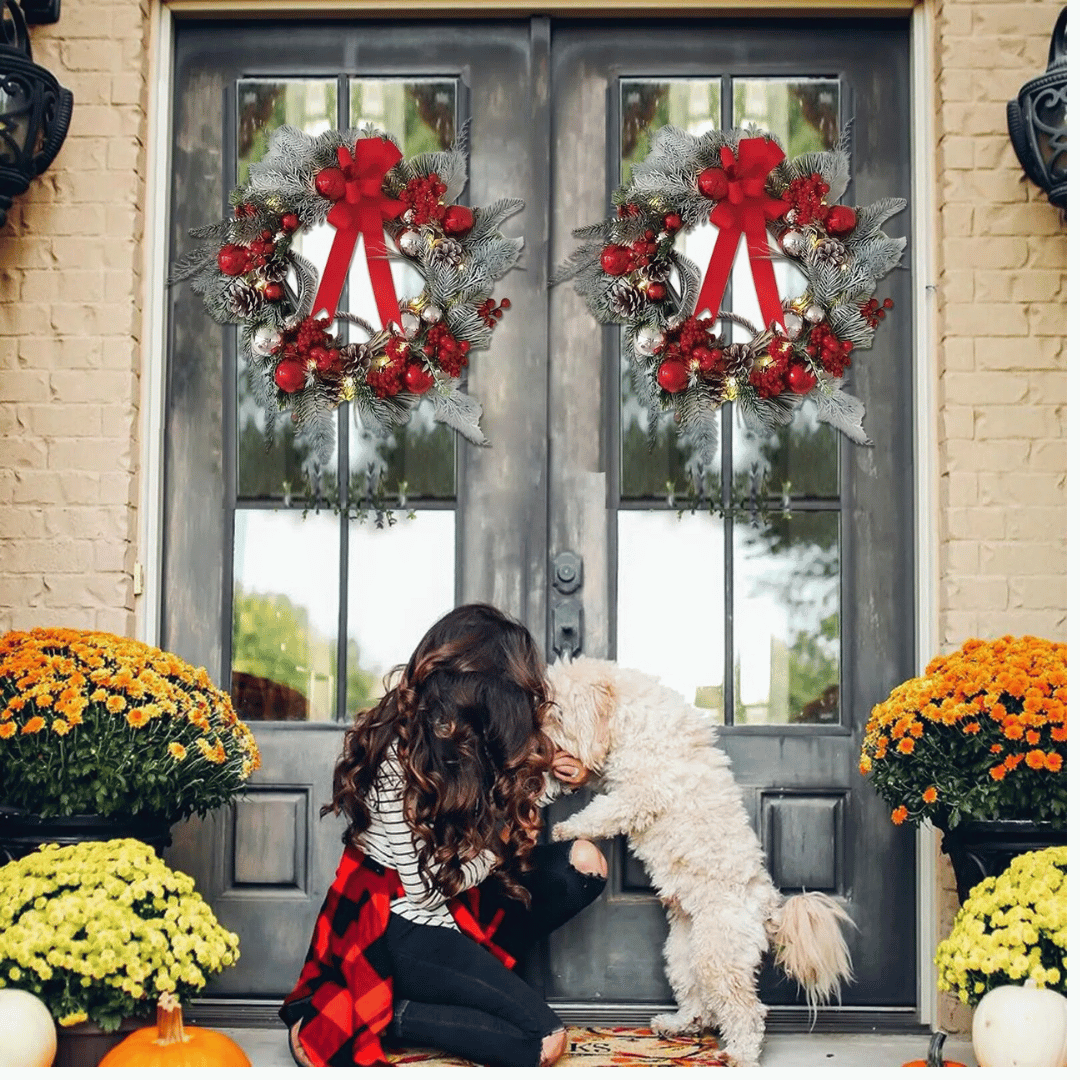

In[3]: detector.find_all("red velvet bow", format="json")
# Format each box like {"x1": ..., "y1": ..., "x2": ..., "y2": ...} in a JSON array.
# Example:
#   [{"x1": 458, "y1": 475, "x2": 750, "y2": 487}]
[
  {"x1": 694, "y1": 137, "x2": 790, "y2": 332},
  {"x1": 312, "y1": 138, "x2": 409, "y2": 329}
]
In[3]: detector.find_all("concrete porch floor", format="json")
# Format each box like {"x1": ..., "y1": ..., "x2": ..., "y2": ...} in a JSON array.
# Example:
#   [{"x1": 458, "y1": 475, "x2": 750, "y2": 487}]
[{"x1": 221, "y1": 1027, "x2": 979, "y2": 1068}]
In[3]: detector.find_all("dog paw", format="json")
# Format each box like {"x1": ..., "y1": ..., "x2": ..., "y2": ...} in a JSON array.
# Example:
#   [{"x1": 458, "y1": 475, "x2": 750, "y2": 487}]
[
  {"x1": 650, "y1": 1012, "x2": 704, "y2": 1038},
  {"x1": 550, "y1": 822, "x2": 573, "y2": 842}
]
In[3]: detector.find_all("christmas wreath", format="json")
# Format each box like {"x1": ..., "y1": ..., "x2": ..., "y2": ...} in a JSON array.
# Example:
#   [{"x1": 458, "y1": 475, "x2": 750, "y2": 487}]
[
  {"x1": 554, "y1": 125, "x2": 907, "y2": 464},
  {"x1": 172, "y1": 125, "x2": 524, "y2": 459}
]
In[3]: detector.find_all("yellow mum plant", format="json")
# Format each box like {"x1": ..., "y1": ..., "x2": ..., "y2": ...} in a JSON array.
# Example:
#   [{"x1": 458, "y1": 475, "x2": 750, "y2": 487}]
[
  {"x1": 0, "y1": 838, "x2": 240, "y2": 1031},
  {"x1": 860, "y1": 636, "x2": 1066, "y2": 830},
  {"x1": 0, "y1": 628, "x2": 260, "y2": 821},
  {"x1": 935, "y1": 846, "x2": 1067, "y2": 1007}
]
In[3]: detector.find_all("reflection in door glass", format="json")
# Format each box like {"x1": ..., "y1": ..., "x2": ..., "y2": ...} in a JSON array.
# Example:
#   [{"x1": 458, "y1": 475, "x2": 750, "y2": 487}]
[
  {"x1": 733, "y1": 512, "x2": 840, "y2": 724},
  {"x1": 236, "y1": 80, "x2": 338, "y2": 500},
  {"x1": 616, "y1": 511, "x2": 726, "y2": 713},
  {"x1": 232, "y1": 508, "x2": 339, "y2": 722},
  {"x1": 347, "y1": 511, "x2": 456, "y2": 715},
  {"x1": 348, "y1": 79, "x2": 459, "y2": 498}
]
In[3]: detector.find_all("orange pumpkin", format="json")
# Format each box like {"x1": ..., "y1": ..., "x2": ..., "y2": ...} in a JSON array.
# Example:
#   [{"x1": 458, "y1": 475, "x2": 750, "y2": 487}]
[
  {"x1": 902, "y1": 1031, "x2": 966, "y2": 1068},
  {"x1": 98, "y1": 993, "x2": 251, "y2": 1067}
]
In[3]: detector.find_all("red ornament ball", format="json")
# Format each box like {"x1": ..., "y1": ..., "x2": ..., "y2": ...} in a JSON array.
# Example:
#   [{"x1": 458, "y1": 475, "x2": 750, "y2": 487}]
[
  {"x1": 785, "y1": 362, "x2": 818, "y2": 395},
  {"x1": 663, "y1": 212, "x2": 683, "y2": 232},
  {"x1": 600, "y1": 245, "x2": 633, "y2": 276},
  {"x1": 274, "y1": 359, "x2": 307, "y2": 394},
  {"x1": 646, "y1": 282, "x2": 667, "y2": 301},
  {"x1": 697, "y1": 167, "x2": 730, "y2": 201},
  {"x1": 823, "y1": 204, "x2": 857, "y2": 237},
  {"x1": 656, "y1": 359, "x2": 690, "y2": 394},
  {"x1": 315, "y1": 167, "x2": 346, "y2": 201},
  {"x1": 442, "y1": 205, "x2": 474, "y2": 235},
  {"x1": 217, "y1": 244, "x2": 248, "y2": 276},
  {"x1": 280, "y1": 212, "x2": 300, "y2": 233},
  {"x1": 262, "y1": 282, "x2": 285, "y2": 302},
  {"x1": 404, "y1": 363, "x2": 435, "y2": 395}
]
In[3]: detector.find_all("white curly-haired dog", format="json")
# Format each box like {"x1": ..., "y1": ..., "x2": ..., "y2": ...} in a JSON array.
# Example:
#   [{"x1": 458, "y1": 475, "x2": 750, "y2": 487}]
[{"x1": 546, "y1": 655, "x2": 855, "y2": 1067}]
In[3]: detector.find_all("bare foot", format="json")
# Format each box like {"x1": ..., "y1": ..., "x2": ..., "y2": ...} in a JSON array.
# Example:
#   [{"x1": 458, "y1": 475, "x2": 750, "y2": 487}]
[
  {"x1": 290, "y1": 1020, "x2": 314, "y2": 1066},
  {"x1": 540, "y1": 1027, "x2": 568, "y2": 1066}
]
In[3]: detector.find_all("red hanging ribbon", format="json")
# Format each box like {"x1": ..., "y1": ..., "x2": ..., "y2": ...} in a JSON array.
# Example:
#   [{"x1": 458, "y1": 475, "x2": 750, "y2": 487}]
[
  {"x1": 693, "y1": 137, "x2": 790, "y2": 333},
  {"x1": 312, "y1": 137, "x2": 409, "y2": 329}
]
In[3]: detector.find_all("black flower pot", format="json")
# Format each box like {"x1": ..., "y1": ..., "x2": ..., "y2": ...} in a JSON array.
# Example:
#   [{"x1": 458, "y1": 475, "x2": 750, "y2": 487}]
[
  {"x1": 940, "y1": 820, "x2": 1067, "y2": 904},
  {"x1": 0, "y1": 806, "x2": 173, "y2": 866}
]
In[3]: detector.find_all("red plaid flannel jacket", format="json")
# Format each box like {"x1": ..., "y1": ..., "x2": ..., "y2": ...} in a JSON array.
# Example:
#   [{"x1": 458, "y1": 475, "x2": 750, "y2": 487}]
[{"x1": 280, "y1": 846, "x2": 514, "y2": 1067}]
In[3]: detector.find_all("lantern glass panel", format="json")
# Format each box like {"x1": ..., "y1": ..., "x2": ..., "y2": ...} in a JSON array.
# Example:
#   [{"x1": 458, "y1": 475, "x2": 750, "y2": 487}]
[{"x1": 0, "y1": 77, "x2": 33, "y2": 164}]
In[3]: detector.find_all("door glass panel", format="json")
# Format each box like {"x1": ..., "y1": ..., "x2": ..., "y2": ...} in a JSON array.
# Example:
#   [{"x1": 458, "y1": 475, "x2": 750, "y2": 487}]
[
  {"x1": 232, "y1": 508, "x2": 339, "y2": 722},
  {"x1": 347, "y1": 79, "x2": 459, "y2": 499},
  {"x1": 616, "y1": 511, "x2": 726, "y2": 712},
  {"x1": 733, "y1": 511, "x2": 840, "y2": 725},
  {"x1": 733, "y1": 398, "x2": 838, "y2": 498},
  {"x1": 346, "y1": 510, "x2": 456, "y2": 714},
  {"x1": 237, "y1": 79, "x2": 339, "y2": 500}
]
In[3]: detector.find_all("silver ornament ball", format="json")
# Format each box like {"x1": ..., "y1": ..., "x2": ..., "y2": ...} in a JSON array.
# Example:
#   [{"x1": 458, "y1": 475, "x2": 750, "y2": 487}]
[
  {"x1": 804, "y1": 303, "x2": 826, "y2": 324},
  {"x1": 783, "y1": 311, "x2": 805, "y2": 338},
  {"x1": 421, "y1": 304, "x2": 444, "y2": 324},
  {"x1": 781, "y1": 230, "x2": 806, "y2": 257},
  {"x1": 634, "y1": 326, "x2": 665, "y2": 355},
  {"x1": 250, "y1": 326, "x2": 282, "y2": 356},
  {"x1": 399, "y1": 311, "x2": 421, "y2": 339},
  {"x1": 398, "y1": 230, "x2": 424, "y2": 258}
]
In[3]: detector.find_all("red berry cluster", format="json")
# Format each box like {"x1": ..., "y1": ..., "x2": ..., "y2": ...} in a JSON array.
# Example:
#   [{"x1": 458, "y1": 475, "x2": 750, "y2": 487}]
[
  {"x1": 806, "y1": 324, "x2": 853, "y2": 377},
  {"x1": 367, "y1": 338, "x2": 409, "y2": 398},
  {"x1": 749, "y1": 338, "x2": 793, "y2": 398},
  {"x1": 655, "y1": 317, "x2": 726, "y2": 392},
  {"x1": 401, "y1": 173, "x2": 448, "y2": 226},
  {"x1": 860, "y1": 296, "x2": 894, "y2": 328},
  {"x1": 601, "y1": 231, "x2": 660, "y2": 276},
  {"x1": 616, "y1": 202, "x2": 640, "y2": 219},
  {"x1": 782, "y1": 173, "x2": 830, "y2": 227},
  {"x1": 217, "y1": 230, "x2": 279, "y2": 277},
  {"x1": 233, "y1": 203, "x2": 259, "y2": 219},
  {"x1": 273, "y1": 317, "x2": 340, "y2": 394},
  {"x1": 479, "y1": 297, "x2": 512, "y2": 328},
  {"x1": 425, "y1": 322, "x2": 471, "y2": 378}
]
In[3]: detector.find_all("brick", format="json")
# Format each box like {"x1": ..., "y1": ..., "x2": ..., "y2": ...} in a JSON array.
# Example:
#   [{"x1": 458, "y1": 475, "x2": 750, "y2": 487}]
[
  {"x1": 47, "y1": 439, "x2": 131, "y2": 472},
  {"x1": 943, "y1": 371, "x2": 1029, "y2": 404},
  {"x1": 946, "y1": 237, "x2": 1028, "y2": 269},
  {"x1": 987, "y1": 470, "x2": 1066, "y2": 508},
  {"x1": 941, "y1": 138, "x2": 975, "y2": 170},
  {"x1": 944, "y1": 506, "x2": 1007, "y2": 541},
  {"x1": 42, "y1": 572, "x2": 130, "y2": 608},
  {"x1": 942, "y1": 337, "x2": 975, "y2": 371},
  {"x1": 1003, "y1": 504, "x2": 1066, "y2": 541},
  {"x1": 948, "y1": 438, "x2": 1032, "y2": 472},
  {"x1": 972, "y1": 5, "x2": 1066, "y2": 38},
  {"x1": 0, "y1": 538, "x2": 95, "y2": 574},
  {"x1": 979, "y1": 540, "x2": 1065, "y2": 576},
  {"x1": 93, "y1": 541, "x2": 130, "y2": 574},
  {"x1": 1028, "y1": 440, "x2": 1067, "y2": 473},
  {"x1": 973, "y1": 270, "x2": 1065, "y2": 304},
  {"x1": 981, "y1": 608, "x2": 1066, "y2": 640},
  {"x1": 943, "y1": 303, "x2": 1029, "y2": 337},
  {"x1": 1026, "y1": 301, "x2": 1067, "y2": 336},
  {"x1": 974, "y1": 335, "x2": 1064, "y2": 370},
  {"x1": 944, "y1": 471, "x2": 979, "y2": 507},
  {"x1": 22, "y1": 270, "x2": 105, "y2": 304},
  {"x1": 42, "y1": 505, "x2": 128, "y2": 537},
  {"x1": 973, "y1": 404, "x2": 1064, "y2": 439},
  {"x1": 0, "y1": 370, "x2": 52, "y2": 402},
  {"x1": 944, "y1": 574, "x2": 1009, "y2": 611},
  {"x1": 95, "y1": 608, "x2": 134, "y2": 636},
  {"x1": 973, "y1": 203, "x2": 1066, "y2": 237},
  {"x1": 941, "y1": 406, "x2": 975, "y2": 440},
  {"x1": 942, "y1": 540, "x2": 979, "y2": 574},
  {"x1": 49, "y1": 370, "x2": 138, "y2": 403}
]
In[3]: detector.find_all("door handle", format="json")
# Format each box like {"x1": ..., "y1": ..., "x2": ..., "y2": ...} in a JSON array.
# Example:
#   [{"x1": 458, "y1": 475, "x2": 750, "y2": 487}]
[{"x1": 551, "y1": 551, "x2": 583, "y2": 660}]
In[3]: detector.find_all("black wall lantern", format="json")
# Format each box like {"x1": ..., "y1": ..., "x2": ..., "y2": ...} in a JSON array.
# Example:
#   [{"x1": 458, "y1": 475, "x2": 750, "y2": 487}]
[
  {"x1": 0, "y1": 0, "x2": 72, "y2": 228},
  {"x1": 1007, "y1": 7, "x2": 1067, "y2": 211}
]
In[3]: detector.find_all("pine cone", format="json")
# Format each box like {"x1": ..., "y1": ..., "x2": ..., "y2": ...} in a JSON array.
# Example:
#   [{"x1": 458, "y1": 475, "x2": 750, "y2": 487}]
[
  {"x1": 428, "y1": 238, "x2": 464, "y2": 268},
  {"x1": 643, "y1": 253, "x2": 674, "y2": 283},
  {"x1": 262, "y1": 254, "x2": 291, "y2": 282},
  {"x1": 225, "y1": 278, "x2": 263, "y2": 317},
  {"x1": 608, "y1": 278, "x2": 647, "y2": 319},
  {"x1": 813, "y1": 238, "x2": 846, "y2": 266},
  {"x1": 723, "y1": 343, "x2": 754, "y2": 373}
]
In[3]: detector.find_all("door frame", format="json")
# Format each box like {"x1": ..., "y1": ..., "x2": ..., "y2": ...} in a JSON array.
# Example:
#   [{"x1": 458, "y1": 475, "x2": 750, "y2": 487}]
[{"x1": 136, "y1": 0, "x2": 940, "y2": 1028}]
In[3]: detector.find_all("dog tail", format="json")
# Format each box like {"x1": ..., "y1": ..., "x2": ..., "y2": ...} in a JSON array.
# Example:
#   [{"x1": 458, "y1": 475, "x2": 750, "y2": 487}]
[{"x1": 768, "y1": 892, "x2": 856, "y2": 1009}]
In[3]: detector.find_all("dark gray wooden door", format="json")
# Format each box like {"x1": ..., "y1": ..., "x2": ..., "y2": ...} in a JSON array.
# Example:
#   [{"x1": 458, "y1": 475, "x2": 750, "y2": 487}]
[{"x1": 162, "y1": 14, "x2": 915, "y2": 1022}]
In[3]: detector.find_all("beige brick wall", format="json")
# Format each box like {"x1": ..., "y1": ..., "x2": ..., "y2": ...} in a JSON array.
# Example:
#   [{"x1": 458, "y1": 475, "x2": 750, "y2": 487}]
[
  {"x1": 933, "y1": 0, "x2": 1067, "y2": 1034},
  {"x1": 0, "y1": 0, "x2": 149, "y2": 636}
]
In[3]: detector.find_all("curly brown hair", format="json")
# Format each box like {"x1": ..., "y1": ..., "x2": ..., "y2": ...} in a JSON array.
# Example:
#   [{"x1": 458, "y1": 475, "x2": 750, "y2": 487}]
[{"x1": 324, "y1": 603, "x2": 556, "y2": 905}]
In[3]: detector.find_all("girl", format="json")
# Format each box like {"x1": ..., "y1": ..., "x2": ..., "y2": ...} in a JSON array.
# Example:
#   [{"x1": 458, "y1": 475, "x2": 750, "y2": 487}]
[{"x1": 280, "y1": 603, "x2": 606, "y2": 1067}]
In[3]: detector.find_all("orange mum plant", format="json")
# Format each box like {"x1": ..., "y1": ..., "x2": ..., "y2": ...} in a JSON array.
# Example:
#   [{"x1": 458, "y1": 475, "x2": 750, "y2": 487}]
[
  {"x1": 0, "y1": 629, "x2": 260, "y2": 821},
  {"x1": 860, "y1": 636, "x2": 1066, "y2": 831}
]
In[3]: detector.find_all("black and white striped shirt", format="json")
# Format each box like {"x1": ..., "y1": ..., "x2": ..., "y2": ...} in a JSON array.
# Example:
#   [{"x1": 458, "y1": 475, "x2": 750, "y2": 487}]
[{"x1": 359, "y1": 751, "x2": 499, "y2": 929}]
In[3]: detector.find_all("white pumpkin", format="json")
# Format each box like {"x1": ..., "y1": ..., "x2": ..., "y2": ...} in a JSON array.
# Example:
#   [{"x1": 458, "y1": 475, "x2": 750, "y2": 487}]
[
  {"x1": 0, "y1": 988, "x2": 58, "y2": 1067},
  {"x1": 972, "y1": 980, "x2": 1067, "y2": 1067}
]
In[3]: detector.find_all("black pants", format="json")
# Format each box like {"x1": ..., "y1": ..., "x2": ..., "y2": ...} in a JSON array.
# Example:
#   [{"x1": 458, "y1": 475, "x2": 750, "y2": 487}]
[{"x1": 382, "y1": 840, "x2": 605, "y2": 1067}]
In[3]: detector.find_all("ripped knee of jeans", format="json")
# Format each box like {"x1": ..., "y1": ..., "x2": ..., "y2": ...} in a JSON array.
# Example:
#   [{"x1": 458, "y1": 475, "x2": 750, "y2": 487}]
[{"x1": 569, "y1": 838, "x2": 608, "y2": 879}]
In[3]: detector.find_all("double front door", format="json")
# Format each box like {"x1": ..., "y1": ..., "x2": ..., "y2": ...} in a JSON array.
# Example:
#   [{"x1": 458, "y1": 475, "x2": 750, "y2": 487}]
[{"x1": 163, "y1": 14, "x2": 916, "y2": 1020}]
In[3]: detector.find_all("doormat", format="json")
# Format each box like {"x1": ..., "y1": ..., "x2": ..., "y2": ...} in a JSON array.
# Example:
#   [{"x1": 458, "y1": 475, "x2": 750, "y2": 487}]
[{"x1": 388, "y1": 1026, "x2": 729, "y2": 1067}]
